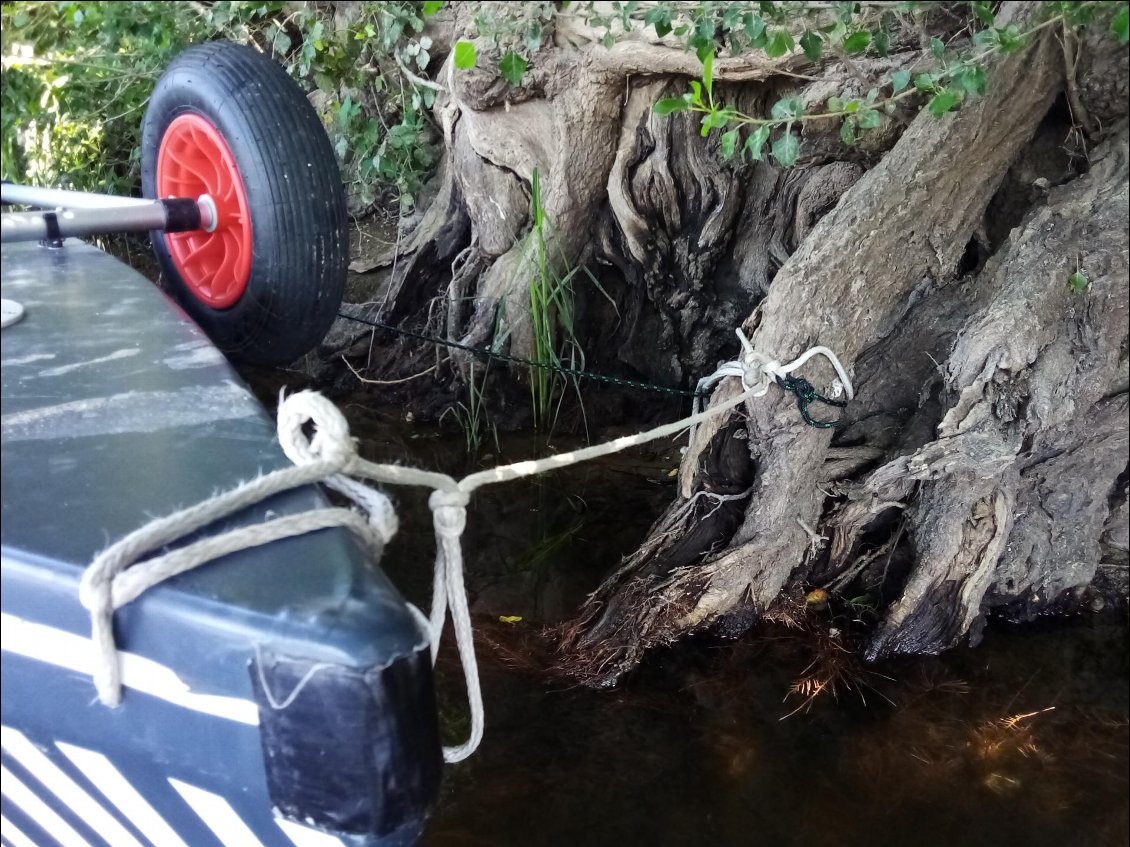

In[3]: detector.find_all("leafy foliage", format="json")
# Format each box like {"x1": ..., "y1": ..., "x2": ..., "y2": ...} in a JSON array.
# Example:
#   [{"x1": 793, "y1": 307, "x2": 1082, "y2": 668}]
[
  {"x1": 1, "y1": 1, "x2": 445, "y2": 212},
  {"x1": 637, "y1": 1, "x2": 1129, "y2": 168}
]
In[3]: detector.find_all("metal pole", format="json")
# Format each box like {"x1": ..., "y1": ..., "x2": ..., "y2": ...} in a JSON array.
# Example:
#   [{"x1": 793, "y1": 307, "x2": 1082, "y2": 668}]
[
  {"x1": 0, "y1": 199, "x2": 204, "y2": 244},
  {"x1": 1, "y1": 183, "x2": 155, "y2": 210}
]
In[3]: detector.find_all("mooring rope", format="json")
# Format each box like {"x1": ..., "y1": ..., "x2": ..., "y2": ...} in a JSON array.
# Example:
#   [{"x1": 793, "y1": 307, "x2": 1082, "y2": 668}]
[{"x1": 78, "y1": 329, "x2": 852, "y2": 763}]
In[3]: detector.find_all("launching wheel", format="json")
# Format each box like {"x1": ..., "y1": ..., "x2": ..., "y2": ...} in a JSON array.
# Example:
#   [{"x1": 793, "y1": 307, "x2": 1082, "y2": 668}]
[{"x1": 141, "y1": 42, "x2": 347, "y2": 365}]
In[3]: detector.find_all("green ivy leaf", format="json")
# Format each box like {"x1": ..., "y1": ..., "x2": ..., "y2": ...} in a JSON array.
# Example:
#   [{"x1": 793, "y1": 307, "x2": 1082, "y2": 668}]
[
  {"x1": 969, "y1": 1, "x2": 995, "y2": 27},
  {"x1": 930, "y1": 36, "x2": 945, "y2": 60},
  {"x1": 972, "y1": 29, "x2": 998, "y2": 47},
  {"x1": 800, "y1": 30, "x2": 823, "y2": 61},
  {"x1": 953, "y1": 65, "x2": 987, "y2": 95},
  {"x1": 840, "y1": 117, "x2": 857, "y2": 146},
  {"x1": 454, "y1": 40, "x2": 476, "y2": 69},
  {"x1": 653, "y1": 98, "x2": 691, "y2": 115},
  {"x1": 771, "y1": 131, "x2": 800, "y2": 167},
  {"x1": 827, "y1": 96, "x2": 845, "y2": 112},
  {"x1": 745, "y1": 13, "x2": 767, "y2": 42},
  {"x1": 1111, "y1": 6, "x2": 1129, "y2": 44},
  {"x1": 721, "y1": 129, "x2": 738, "y2": 160},
  {"x1": 857, "y1": 108, "x2": 881, "y2": 130},
  {"x1": 914, "y1": 73, "x2": 937, "y2": 93},
  {"x1": 499, "y1": 51, "x2": 528, "y2": 86},
  {"x1": 891, "y1": 69, "x2": 912, "y2": 92},
  {"x1": 1067, "y1": 270, "x2": 1089, "y2": 293},
  {"x1": 770, "y1": 97, "x2": 804, "y2": 121},
  {"x1": 843, "y1": 30, "x2": 871, "y2": 54},
  {"x1": 765, "y1": 28, "x2": 795, "y2": 58},
  {"x1": 927, "y1": 88, "x2": 962, "y2": 116},
  {"x1": 423, "y1": 1, "x2": 445, "y2": 15},
  {"x1": 873, "y1": 28, "x2": 891, "y2": 58},
  {"x1": 702, "y1": 49, "x2": 715, "y2": 102},
  {"x1": 996, "y1": 25, "x2": 1025, "y2": 52},
  {"x1": 526, "y1": 22, "x2": 543, "y2": 54},
  {"x1": 744, "y1": 125, "x2": 772, "y2": 161}
]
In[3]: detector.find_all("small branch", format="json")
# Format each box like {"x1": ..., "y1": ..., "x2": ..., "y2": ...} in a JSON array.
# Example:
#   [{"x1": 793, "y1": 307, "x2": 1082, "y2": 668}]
[
  {"x1": 342, "y1": 356, "x2": 437, "y2": 385},
  {"x1": 1060, "y1": 22, "x2": 1097, "y2": 137},
  {"x1": 395, "y1": 55, "x2": 448, "y2": 93}
]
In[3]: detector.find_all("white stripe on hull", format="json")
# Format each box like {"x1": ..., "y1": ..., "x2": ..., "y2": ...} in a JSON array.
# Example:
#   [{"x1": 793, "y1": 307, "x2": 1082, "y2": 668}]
[
  {"x1": 0, "y1": 764, "x2": 93, "y2": 847},
  {"x1": 54, "y1": 742, "x2": 189, "y2": 847},
  {"x1": 0, "y1": 813, "x2": 41, "y2": 847},
  {"x1": 167, "y1": 779, "x2": 266, "y2": 847},
  {"x1": 0, "y1": 727, "x2": 145, "y2": 847},
  {"x1": 0, "y1": 611, "x2": 258, "y2": 725},
  {"x1": 275, "y1": 817, "x2": 347, "y2": 847}
]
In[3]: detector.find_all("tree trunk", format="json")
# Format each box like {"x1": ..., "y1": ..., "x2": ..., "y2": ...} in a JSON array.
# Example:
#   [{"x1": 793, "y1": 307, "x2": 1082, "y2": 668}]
[{"x1": 321, "y1": 2, "x2": 1129, "y2": 684}]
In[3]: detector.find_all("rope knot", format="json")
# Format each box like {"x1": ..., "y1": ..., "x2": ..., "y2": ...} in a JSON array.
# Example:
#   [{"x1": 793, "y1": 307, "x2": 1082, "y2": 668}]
[
  {"x1": 277, "y1": 390, "x2": 357, "y2": 469},
  {"x1": 429, "y1": 489, "x2": 469, "y2": 537}
]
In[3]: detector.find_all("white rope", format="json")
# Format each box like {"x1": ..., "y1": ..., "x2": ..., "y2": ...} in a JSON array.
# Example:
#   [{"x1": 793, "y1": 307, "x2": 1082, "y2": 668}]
[{"x1": 78, "y1": 334, "x2": 851, "y2": 764}]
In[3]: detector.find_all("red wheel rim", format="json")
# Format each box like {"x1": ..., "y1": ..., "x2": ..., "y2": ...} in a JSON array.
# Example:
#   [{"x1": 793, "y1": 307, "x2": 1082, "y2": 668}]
[{"x1": 156, "y1": 114, "x2": 253, "y2": 308}]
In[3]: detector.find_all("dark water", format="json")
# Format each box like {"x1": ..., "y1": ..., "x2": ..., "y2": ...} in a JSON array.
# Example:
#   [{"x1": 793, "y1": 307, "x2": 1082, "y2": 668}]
[{"x1": 246, "y1": 377, "x2": 1130, "y2": 847}]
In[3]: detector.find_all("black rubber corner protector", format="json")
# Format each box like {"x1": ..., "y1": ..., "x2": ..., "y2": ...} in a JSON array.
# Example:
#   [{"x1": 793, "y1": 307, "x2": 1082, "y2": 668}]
[{"x1": 250, "y1": 646, "x2": 443, "y2": 837}]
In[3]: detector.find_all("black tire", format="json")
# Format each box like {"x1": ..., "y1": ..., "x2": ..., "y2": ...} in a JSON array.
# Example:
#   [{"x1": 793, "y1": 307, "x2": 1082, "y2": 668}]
[{"x1": 141, "y1": 41, "x2": 347, "y2": 365}]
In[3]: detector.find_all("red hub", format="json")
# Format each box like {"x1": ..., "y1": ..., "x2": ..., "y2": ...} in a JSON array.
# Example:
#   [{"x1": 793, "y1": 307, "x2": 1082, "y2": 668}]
[{"x1": 156, "y1": 113, "x2": 252, "y2": 308}]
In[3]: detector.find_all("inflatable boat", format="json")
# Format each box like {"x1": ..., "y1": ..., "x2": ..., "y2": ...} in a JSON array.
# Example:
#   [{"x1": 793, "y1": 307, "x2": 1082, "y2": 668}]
[{"x1": 2, "y1": 41, "x2": 442, "y2": 847}]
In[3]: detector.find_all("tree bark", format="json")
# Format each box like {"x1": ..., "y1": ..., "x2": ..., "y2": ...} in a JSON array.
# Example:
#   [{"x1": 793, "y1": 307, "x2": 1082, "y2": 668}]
[
  {"x1": 559, "y1": 4, "x2": 1129, "y2": 684},
  {"x1": 317, "y1": 2, "x2": 1129, "y2": 683}
]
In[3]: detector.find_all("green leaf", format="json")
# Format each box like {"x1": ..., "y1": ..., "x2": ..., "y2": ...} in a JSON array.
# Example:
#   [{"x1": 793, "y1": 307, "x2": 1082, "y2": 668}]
[
  {"x1": 765, "y1": 28, "x2": 795, "y2": 58},
  {"x1": 972, "y1": 29, "x2": 998, "y2": 47},
  {"x1": 689, "y1": 80, "x2": 704, "y2": 105},
  {"x1": 927, "y1": 88, "x2": 962, "y2": 116},
  {"x1": 770, "y1": 97, "x2": 804, "y2": 121},
  {"x1": 454, "y1": 40, "x2": 476, "y2": 69},
  {"x1": 891, "y1": 69, "x2": 912, "y2": 92},
  {"x1": 914, "y1": 73, "x2": 937, "y2": 92},
  {"x1": 654, "y1": 18, "x2": 672, "y2": 38},
  {"x1": 827, "y1": 96, "x2": 845, "y2": 112},
  {"x1": 840, "y1": 117, "x2": 857, "y2": 146},
  {"x1": 996, "y1": 25, "x2": 1025, "y2": 53},
  {"x1": 969, "y1": 1, "x2": 995, "y2": 27},
  {"x1": 423, "y1": 1, "x2": 445, "y2": 15},
  {"x1": 873, "y1": 28, "x2": 891, "y2": 58},
  {"x1": 857, "y1": 108, "x2": 880, "y2": 130},
  {"x1": 702, "y1": 49, "x2": 714, "y2": 102},
  {"x1": 953, "y1": 65, "x2": 987, "y2": 95},
  {"x1": 720, "y1": 129, "x2": 738, "y2": 160},
  {"x1": 930, "y1": 36, "x2": 945, "y2": 60},
  {"x1": 499, "y1": 52, "x2": 528, "y2": 86},
  {"x1": 744, "y1": 125, "x2": 772, "y2": 161},
  {"x1": 526, "y1": 22, "x2": 543, "y2": 53},
  {"x1": 800, "y1": 30, "x2": 823, "y2": 61},
  {"x1": 843, "y1": 30, "x2": 871, "y2": 54},
  {"x1": 1067, "y1": 270, "x2": 1089, "y2": 293},
  {"x1": 653, "y1": 98, "x2": 691, "y2": 115},
  {"x1": 771, "y1": 131, "x2": 800, "y2": 167},
  {"x1": 699, "y1": 109, "x2": 730, "y2": 136},
  {"x1": 745, "y1": 13, "x2": 766, "y2": 42},
  {"x1": 1111, "y1": 6, "x2": 1129, "y2": 44}
]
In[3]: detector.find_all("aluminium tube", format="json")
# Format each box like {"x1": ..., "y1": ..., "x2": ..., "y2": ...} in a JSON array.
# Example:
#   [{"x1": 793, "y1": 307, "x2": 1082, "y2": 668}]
[
  {"x1": 0, "y1": 183, "x2": 155, "y2": 210},
  {"x1": 0, "y1": 199, "x2": 204, "y2": 244}
]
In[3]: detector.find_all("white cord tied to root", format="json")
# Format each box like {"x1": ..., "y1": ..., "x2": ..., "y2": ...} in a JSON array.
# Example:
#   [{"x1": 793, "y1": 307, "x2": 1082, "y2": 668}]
[
  {"x1": 690, "y1": 328, "x2": 853, "y2": 441},
  {"x1": 78, "y1": 335, "x2": 852, "y2": 764}
]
